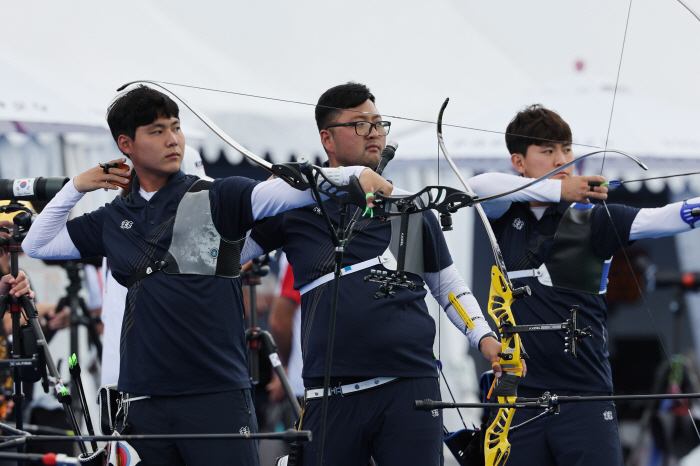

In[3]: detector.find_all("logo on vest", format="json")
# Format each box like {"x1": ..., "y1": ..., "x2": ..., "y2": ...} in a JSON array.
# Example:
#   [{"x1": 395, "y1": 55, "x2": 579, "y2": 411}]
[
  {"x1": 239, "y1": 426, "x2": 251, "y2": 435},
  {"x1": 120, "y1": 220, "x2": 133, "y2": 229},
  {"x1": 603, "y1": 411, "x2": 613, "y2": 421},
  {"x1": 431, "y1": 409, "x2": 439, "y2": 418},
  {"x1": 512, "y1": 218, "x2": 524, "y2": 230},
  {"x1": 313, "y1": 206, "x2": 322, "y2": 216}
]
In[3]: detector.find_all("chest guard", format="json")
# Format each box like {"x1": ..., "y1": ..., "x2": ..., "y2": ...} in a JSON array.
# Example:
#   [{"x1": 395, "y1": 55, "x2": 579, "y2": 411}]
[
  {"x1": 546, "y1": 203, "x2": 611, "y2": 294},
  {"x1": 161, "y1": 180, "x2": 243, "y2": 278},
  {"x1": 381, "y1": 210, "x2": 425, "y2": 280}
]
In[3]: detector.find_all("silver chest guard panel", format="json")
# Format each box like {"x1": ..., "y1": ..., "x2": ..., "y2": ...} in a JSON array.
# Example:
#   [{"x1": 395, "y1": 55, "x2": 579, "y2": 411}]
[
  {"x1": 381, "y1": 211, "x2": 425, "y2": 279},
  {"x1": 162, "y1": 181, "x2": 242, "y2": 278},
  {"x1": 546, "y1": 203, "x2": 610, "y2": 294}
]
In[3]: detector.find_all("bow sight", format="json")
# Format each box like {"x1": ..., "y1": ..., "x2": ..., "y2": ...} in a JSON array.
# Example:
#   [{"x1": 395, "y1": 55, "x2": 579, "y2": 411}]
[{"x1": 498, "y1": 305, "x2": 593, "y2": 359}]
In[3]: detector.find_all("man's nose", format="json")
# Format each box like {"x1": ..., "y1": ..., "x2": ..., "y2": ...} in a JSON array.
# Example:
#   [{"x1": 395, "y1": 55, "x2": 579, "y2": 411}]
[
  {"x1": 366, "y1": 124, "x2": 379, "y2": 138},
  {"x1": 553, "y1": 150, "x2": 567, "y2": 165},
  {"x1": 165, "y1": 130, "x2": 179, "y2": 146}
]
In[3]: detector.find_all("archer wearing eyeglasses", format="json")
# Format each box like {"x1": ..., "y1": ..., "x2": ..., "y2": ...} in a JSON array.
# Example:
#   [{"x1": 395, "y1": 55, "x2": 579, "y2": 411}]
[{"x1": 246, "y1": 82, "x2": 505, "y2": 466}]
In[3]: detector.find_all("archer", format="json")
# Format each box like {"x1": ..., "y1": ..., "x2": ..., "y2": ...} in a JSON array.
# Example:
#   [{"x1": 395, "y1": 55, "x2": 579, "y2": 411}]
[{"x1": 469, "y1": 104, "x2": 700, "y2": 466}]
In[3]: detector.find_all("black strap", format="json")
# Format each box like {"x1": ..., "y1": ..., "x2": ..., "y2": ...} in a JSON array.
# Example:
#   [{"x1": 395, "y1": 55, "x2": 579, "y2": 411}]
[{"x1": 126, "y1": 260, "x2": 168, "y2": 288}]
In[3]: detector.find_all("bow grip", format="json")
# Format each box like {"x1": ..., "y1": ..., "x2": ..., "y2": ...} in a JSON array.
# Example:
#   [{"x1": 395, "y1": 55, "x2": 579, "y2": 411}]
[{"x1": 492, "y1": 372, "x2": 520, "y2": 398}]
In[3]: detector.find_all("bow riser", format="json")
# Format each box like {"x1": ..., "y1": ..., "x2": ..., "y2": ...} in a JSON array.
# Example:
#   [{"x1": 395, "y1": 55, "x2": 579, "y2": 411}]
[{"x1": 485, "y1": 266, "x2": 523, "y2": 466}]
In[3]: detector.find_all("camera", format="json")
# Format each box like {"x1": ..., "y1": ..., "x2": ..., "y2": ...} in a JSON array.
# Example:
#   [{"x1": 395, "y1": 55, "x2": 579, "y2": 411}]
[{"x1": 0, "y1": 177, "x2": 68, "y2": 201}]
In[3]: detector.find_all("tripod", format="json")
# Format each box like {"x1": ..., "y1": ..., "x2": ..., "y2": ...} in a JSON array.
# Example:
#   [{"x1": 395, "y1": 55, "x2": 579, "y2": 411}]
[
  {"x1": 244, "y1": 254, "x2": 302, "y2": 419},
  {"x1": 53, "y1": 260, "x2": 103, "y2": 367},
  {"x1": 0, "y1": 202, "x2": 91, "y2": 462},
  {"x1": 45, "y1": 259, "x2": 103, "y2": 417},
  {"x1": 627, "y1": 276, "x2": 700, "y2": 465}
]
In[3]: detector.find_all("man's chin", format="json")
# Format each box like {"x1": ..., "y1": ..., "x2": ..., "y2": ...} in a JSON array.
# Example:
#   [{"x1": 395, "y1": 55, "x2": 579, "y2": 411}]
[{"x1": 365, "y1": 154, "x2": 382, "y2": 170}]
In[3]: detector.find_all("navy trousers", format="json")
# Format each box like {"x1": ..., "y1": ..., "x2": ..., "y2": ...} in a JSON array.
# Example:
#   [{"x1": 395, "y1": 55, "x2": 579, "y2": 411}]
[
  {"x1": 299, "y1": 377, "x2": 444, "y2": 466},
  {"x1": 506, "y1": 387, "x2": 623, "y2": 466},
  {"x1": 124, "y1": 389, "x2": 259, "y2": 466}
]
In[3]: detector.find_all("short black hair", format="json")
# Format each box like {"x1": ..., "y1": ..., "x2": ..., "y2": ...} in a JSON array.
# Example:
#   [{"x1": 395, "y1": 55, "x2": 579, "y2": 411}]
[
  {"x1": 106, "y1": 85, "x2": 180, "y2": 154},
  {"x1": 505, "y1": 104, "x2": 572, "y2": 156},
  {"x1": 315, "y1": 82, "x2": 376, "y2": 131}
]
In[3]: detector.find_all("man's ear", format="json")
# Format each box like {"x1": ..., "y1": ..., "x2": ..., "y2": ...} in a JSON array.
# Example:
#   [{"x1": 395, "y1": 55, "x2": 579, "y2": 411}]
[
  {"x1": 511, "y1": 152, "x2": 526, "y2": 175},
  {"x1": 117, "y1": 135, "x2": 134, "y2": 157},
  {"x1": 319, "y1": 129, "x2": 334, "y2": 155}
]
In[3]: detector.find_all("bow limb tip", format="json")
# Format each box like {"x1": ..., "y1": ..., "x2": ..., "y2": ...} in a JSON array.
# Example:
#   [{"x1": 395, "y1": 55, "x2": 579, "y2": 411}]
[{"x1": 438, "y1": 98, "x2": 450, "y2": 134}]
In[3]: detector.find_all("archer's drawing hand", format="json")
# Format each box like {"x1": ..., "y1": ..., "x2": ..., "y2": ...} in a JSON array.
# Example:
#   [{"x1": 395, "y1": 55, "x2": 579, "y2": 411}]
[
  {"x1": 359, "y1": 169, "x2": 393, "y2": 208},
  {"x1": 73, "y1": 158, "x2": 131, "y2": 194},
  {"x1": 561, "y1": 175, "x2": 608, "y2": 204}
]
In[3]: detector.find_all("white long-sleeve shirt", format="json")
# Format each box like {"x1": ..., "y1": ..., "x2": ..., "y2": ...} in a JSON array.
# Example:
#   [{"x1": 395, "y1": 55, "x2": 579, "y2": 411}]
[
  {"x1": 23, "y1": 167, "x2": 366, "y2": 261},
  {"x1": 469, "y1": 172, "x2": 698, "y2": 240}
]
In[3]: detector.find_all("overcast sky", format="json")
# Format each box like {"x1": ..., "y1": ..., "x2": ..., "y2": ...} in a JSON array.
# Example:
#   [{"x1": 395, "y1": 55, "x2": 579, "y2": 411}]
[{"x1": 2, "y1": 0, "x2": 700, "y2": 152}]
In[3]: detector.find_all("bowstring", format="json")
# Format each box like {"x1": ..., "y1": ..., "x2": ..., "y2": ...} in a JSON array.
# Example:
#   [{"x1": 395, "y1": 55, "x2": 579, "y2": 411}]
[
  {"x1": 436, "y1": 128, "x2": 469, "y2": 430},
  {"x1": 598, "y1": 0, "x2": 634, "y2": 176},
  {"x1": 154, "y1": 80, "x2": 605, "y2": 152},
  {"x1": 438, "y1": 138, "x2": 441, "y2": 376},
  {"x1": 600, "y1": 0, "x2": 700, "y2": 438}
]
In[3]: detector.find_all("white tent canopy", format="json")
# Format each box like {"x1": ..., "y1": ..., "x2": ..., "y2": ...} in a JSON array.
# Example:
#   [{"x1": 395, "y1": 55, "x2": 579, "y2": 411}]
[{"x1": 0, "y1": 55, "x2": 106, "y2": 134}]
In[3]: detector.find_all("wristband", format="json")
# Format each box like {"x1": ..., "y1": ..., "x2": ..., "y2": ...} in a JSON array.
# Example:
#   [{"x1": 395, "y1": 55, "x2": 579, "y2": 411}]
[
  {"x1": 681, "y1": 199, "x2": 700, "y2": 229},
  {"x1": 479, "y1": 331, "x2": 499, "y2": 350}
]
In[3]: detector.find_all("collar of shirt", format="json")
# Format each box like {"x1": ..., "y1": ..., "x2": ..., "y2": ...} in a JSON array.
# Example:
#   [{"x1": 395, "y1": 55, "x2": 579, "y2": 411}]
[
  {"x1": 536, "y1": 201, "x2": 570, "y2": 219},
  {"x1": 130, "y1": 170, "x2": 187, "y2": 204}
]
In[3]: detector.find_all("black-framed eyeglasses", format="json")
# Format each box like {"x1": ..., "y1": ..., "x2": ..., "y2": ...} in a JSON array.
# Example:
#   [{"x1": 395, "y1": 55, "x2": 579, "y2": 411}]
[{"x1": 324, "y1": 121, "x2": 391, "y2": 136}]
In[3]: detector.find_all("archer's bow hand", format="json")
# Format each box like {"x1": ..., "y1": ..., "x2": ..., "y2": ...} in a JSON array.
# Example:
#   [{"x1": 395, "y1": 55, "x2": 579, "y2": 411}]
[
  {"x1": 481, "y1": 336, "x2": 528, "y2": 379},
  {"x1": 562, "y1": 175, "x2": 608, "y2": 204},
  {"x1": 359, "y1": 169, "x2": 393, "y2": 208},
  {"x1": 480, "y1": 336, "x2": 504, "y2": 378}
]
